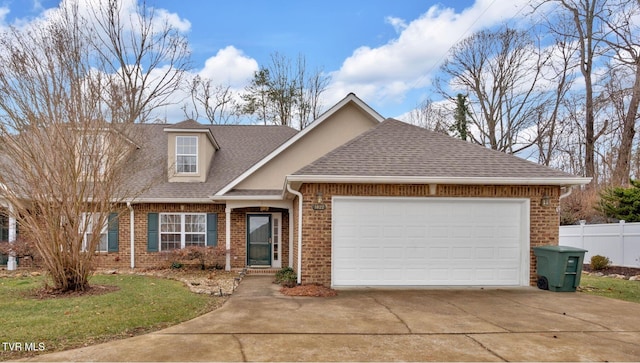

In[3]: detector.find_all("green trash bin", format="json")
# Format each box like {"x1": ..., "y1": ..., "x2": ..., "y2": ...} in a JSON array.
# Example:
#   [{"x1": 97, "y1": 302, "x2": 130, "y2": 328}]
[{"x1": 533, "y1": 245, "x2": 587, "y2": 292}]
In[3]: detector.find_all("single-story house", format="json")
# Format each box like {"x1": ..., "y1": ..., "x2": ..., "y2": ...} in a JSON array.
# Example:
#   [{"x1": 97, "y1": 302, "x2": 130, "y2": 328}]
[{"x1": 1, "y1": 93, "x2": 590, "y2": 287}]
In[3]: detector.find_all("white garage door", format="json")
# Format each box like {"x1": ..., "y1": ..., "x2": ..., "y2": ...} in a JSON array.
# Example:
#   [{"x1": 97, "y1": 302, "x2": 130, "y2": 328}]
[{"x1": 332, "y1": 197, "x2": 529, "y2": 287}]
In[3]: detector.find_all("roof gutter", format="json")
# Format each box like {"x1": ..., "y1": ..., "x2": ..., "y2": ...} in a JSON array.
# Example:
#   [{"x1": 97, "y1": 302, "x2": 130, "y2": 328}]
[
  {"x1": 128, "y1": 198, "x2": 214, "y2": 204},
  {"x1": 285, "y1": 175, "x2": 593, "y2": 187},
  {"x1": 209, "y1": 195, "x2": 284, "y2": 201},
  {"x1": 286, "y1": 182, "x2": 303, "y2": 285}
]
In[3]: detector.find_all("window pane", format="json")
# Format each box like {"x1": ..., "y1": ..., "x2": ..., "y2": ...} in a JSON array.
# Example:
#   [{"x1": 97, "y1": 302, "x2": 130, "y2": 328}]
[
  {"x1": 185, "y1": 214, "x2": 205, "y2": 232},
  {"x1": 177, "y1": 137, "x2": 197, "y2": 155},
  {"x1": 161, "y1": 234, "x2": 181, "y2": 250},
  {"x1": 185, "y1": 234, "x2": 205, "y2": 247},
  {"x1": 97, "y1": 233, "x2": 108, "y2": 252},
  {"x1": 161, "y1": 214, "x2": 181, "y2": 233},
  {"x1": 176, "y1": 156, "x2": 197, "y2": 173}
]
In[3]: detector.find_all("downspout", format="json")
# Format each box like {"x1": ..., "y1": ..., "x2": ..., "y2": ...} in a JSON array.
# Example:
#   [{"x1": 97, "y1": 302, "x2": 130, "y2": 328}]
[
  {"x1": 286, "y1": 182, "x2": 303, "y2": 285},
  {"x1": 559, "y1": 186, "x2": 574, "y2": 200},
  {"x1": 127, "y1": 201, "x2": 135, "y2": 269}
]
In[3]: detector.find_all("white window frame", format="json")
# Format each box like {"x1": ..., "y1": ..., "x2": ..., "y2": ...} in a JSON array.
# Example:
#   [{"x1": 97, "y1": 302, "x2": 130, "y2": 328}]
[
  {"x1": 159, "y1": 213, "x2": 207, "y2": 251},
  {"x1": 81, "y1": 213, "x2": 108, "y2": 253},
  {"x1": 176, "y1": 136, "x2": 198, "y2": 174}
]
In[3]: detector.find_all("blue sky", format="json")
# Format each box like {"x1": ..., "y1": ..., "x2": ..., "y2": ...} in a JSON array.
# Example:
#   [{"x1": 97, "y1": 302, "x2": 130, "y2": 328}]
[{"x1": 1, "y1": 0, "x2": 532, "y2": 121}]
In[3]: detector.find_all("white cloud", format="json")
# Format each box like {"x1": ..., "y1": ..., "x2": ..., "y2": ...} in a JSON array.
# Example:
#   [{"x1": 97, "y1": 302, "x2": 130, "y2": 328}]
[
  {"x1": 153, "y1": 8, "x2": 191, "y2": 33},
  {"x1": 197, "y1": 46, "x2": 258, "y2": 88},
  {"x1": 0, "y1": 7, "x2": 9, "y2": 26},
  {"x1": 385, "y1": 16, "x2": 407, "y2": 34},
  {"x1": 325, "y1": 0, "x2": 531, "y2": 107}
]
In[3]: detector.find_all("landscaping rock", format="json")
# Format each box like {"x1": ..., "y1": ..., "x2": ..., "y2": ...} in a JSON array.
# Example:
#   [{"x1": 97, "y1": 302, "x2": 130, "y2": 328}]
[
  {"x1": 630, "y1": 275, "x2": 640, "y2": 281},
  {"x1": 606, "y1": 274, "x2": 627, "y2": 279}
]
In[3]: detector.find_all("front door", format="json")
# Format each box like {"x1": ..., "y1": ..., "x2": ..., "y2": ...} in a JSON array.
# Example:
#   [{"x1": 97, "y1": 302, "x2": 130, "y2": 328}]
[{"x1": 247, "y1": 214, "x2": 271, "y2": 266}]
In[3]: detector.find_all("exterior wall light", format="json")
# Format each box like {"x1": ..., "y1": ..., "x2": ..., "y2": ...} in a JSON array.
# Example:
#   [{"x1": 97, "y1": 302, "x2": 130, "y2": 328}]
[{"x1": 540, "y1": 195, "x2": 551, "y2": 207}]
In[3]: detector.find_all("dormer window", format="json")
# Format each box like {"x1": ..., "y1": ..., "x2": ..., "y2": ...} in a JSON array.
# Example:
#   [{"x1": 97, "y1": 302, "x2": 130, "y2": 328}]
[
  {"x1": 79, "y1": 134, "x2": 107, "y2": 177},
  {"x1": 176, "y1": 136, "x2": 198, "y2": 174},
  {"x1": 164, "y1": 121, "x2": 219, "y2": 182}
]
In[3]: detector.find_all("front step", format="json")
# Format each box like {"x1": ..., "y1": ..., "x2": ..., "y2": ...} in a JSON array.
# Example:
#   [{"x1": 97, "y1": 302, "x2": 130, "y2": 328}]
[{"x1": 233, "y1": 267, "x2": 279, "y2": 275}]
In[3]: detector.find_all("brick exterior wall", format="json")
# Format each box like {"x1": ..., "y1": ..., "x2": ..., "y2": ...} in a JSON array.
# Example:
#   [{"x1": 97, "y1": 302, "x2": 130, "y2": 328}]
[
  {"x1": 294, "y1": 183, "x2": 561, "y2": 287},
  {"x1": 91, "y1": 204, "x2": 290, "y2": 271},
  {"x1": 93, "y1": 203, "x2": 226, "y2": 269}
]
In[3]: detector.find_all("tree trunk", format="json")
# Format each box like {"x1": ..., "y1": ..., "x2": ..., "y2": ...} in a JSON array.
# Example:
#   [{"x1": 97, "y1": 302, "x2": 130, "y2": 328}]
[{"x1": 612, "y1": 61, "x2": 640, "y2": 187}]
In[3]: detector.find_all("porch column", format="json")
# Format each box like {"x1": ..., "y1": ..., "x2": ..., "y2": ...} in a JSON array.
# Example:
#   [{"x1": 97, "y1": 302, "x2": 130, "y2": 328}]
[
  {"x1": 225, "y1": 206, "x2": 231, "y2": 271},
  {"x1": 288, "y1": 207, "x2": 293, "y2": 268},
  {"x1": 7, "y1": 205, "x2": 17, "y2": 271}
]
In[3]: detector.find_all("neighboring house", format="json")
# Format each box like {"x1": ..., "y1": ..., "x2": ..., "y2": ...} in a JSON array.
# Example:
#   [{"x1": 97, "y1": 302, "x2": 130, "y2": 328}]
[{"x1": 3, "y1": 93, "x2": 590, "y2": 287}]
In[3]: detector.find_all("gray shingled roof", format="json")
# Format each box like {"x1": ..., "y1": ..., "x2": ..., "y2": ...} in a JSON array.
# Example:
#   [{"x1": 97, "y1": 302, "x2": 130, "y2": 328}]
[
  {"x1": 294, "y1": 119, "x2": 579, "y2": 180},
  {"x1": 123, "y1": 123, "x2": 297, "y2": 200}
]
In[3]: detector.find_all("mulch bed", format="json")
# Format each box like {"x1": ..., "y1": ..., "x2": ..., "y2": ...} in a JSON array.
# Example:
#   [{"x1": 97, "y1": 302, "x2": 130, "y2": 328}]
[
  {"x1": 583, "y1": 265, "x2": 640, "y2": 277},
  {"x1": 280, "y1": 284, "x2": 338, "y2": 297}
]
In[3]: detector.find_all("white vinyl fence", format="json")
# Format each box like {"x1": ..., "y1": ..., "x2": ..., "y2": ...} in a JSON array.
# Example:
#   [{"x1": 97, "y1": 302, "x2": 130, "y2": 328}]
[{"x1": 559, "y1": 221, "x2": 640, "y2": 267}]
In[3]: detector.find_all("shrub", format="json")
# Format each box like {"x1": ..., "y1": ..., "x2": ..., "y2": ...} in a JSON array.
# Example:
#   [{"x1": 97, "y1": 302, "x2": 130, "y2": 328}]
[
  {"x1": 0, "y1": 237, "x2": 41, "y2": 267},
  {"x1": 163, "y1": 245, "x2": 226, "y2": 270},
  {"x1": 590, "y1": 255, "x2": 611, "y2": 271},
  {"x1": 274, "y1": 267, "x2": 297, "y2": 287},
  {"x1": 597, "y1": 180, "x2": 640, "y2": 222}
]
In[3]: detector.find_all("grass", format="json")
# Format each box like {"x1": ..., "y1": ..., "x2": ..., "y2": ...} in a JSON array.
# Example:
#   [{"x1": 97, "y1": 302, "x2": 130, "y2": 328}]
[
  {"x1": 579, "y1": 275, "x2": 640, "y2": 303},
  {"x1": 0, "y1": 274, "x2": 224, "y2": 361}
]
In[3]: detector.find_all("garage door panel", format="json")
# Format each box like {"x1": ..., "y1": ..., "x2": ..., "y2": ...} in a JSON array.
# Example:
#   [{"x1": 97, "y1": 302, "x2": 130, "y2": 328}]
[{"x1": 333, "y1": 197, "x2": 528, "y2": 287}]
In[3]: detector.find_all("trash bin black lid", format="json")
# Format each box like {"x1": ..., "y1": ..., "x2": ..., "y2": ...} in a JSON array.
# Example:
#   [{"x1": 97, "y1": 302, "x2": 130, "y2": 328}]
[{"x1": 533, "y1": 245, "x2": 588, "y2": 253}]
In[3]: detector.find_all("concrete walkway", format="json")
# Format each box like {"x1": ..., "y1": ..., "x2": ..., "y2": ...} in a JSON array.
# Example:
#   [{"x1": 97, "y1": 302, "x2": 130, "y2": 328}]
[{"x1": 26, "y1": 276, "x2": 640, "y2": 362}]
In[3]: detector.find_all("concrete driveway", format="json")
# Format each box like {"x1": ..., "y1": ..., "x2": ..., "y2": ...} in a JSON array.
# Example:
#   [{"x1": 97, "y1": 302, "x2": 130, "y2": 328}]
[{"x1": 28, "y1": 275, "x2": 640, "y2": 362}]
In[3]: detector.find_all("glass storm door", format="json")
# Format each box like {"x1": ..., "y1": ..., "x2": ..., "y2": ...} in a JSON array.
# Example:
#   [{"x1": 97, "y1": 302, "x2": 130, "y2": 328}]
[{"x1": 247, "y1": 214, "x2": 271, "y2": 266}]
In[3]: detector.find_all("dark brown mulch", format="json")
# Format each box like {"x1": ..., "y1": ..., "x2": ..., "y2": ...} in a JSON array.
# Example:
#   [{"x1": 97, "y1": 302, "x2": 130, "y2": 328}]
[
  {"x1": 26, "y1": 284, "x2": 120, "y2": 300},
  {"x1": 280, "y1": 284, "x2": 338, "y2": 297},
  {"x1": 583, "y1": 265, "x2": 640, "y2": 277}
]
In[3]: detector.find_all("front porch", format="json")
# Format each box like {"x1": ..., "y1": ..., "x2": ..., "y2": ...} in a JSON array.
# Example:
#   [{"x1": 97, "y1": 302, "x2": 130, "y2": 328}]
[{"x1": 223, "y1": 199, "x2": 294, "y2": 272}]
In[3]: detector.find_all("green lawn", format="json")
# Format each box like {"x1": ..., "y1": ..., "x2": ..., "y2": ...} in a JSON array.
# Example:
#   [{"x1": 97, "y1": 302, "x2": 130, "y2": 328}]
[
  {"x1": 579, "y1": 275, "x2": 640, "y2": 303},
  {"x1": 0, "y1": 274, "x2": 223, "y2": 361}
]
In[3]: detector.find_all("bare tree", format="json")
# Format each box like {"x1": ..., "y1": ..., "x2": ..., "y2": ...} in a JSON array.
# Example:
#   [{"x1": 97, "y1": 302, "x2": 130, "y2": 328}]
[
  {"x1": 0, "y1": 0, "x2": 188, "y2": 292},
  {"x1": 241, "y1": 52, "x2": 330, "y2": 129},
  {"x1": 535, "y1": 32, "x2": 577, "y2": 166},
  {"x1": 184, "y1": 75, "x2": 241, "y2": 124},
  {"x1": 537, "y1": 0, "x2": 610, "y2": 185},
  {"x1": 406, "y1": 99, "x2": 451, "y2": 134},
  {"x1": 90, "y1": 0, "x2": 190, "y2": 123},
  {"x1": 601, "y1": 0, "x2": 640, "y2": 186},
  {"x1": 294, "y1": 55, "x2": 330, "y2": 129},
  {"x1": 437, "y1": 27, "x2": 551, "y2": 154}
]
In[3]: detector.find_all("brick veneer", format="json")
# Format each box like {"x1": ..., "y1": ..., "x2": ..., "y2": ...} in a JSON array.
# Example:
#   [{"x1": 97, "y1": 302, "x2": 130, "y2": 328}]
[
  {"x1": 293, "y1": 183, "x2": 560, "y2": 287},
  {"x1": 92, "y1": 203, "x2": 290, "y2": 270},
  {"x1": 93, "y1": 203, "x2": 225, "y2": 269}
]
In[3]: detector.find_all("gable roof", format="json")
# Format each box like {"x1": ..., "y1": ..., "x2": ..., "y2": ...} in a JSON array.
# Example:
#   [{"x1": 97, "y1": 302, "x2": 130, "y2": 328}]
[
  {"x1": 124, "y1": 123, "x2": 297, "y2": 202},
  {"x1": 214, "y1": 93, "x2": 385, "y2": 196},
  {"x1": 289, "y1": 119, "x2": 590, "y2": 186},
  {"x1": 163, "y1": 119, "x2": 220, "y2": 149}
]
